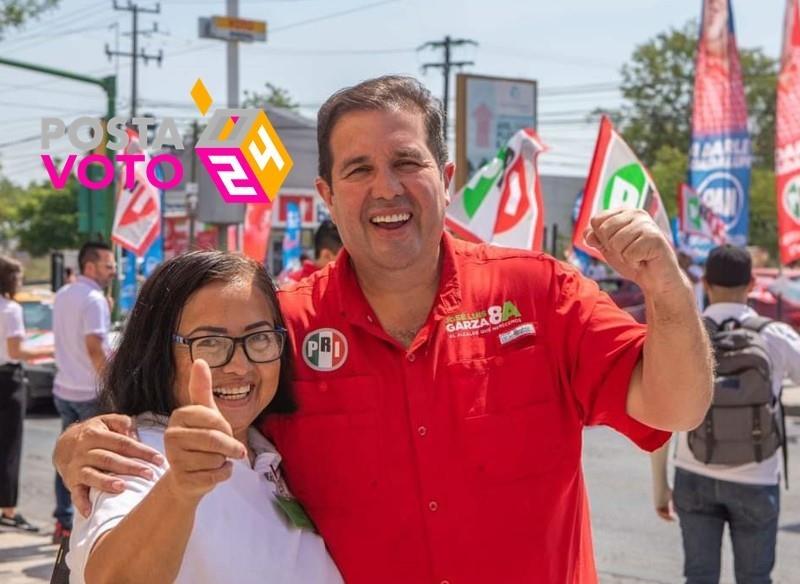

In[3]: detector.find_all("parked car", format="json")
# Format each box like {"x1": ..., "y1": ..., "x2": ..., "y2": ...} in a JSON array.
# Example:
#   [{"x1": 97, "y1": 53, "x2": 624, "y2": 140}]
[
  {"x1": 17, "y1": 289, "x2": 56, "y2": 408},
  {"x1": 748, "y1": 268, "x2": 800, "y2": 330},
  {"x1": 595, "y1": 277, "x2": 646, "y2": 323}
]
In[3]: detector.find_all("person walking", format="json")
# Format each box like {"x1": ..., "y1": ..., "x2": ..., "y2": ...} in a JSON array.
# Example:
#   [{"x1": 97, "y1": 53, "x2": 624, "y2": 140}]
[
  {"x1": 652, "y1": 244, "x2": 800, "y2": 584},
  {"x1": 0, "y1": 256, "x2": 54, "y2": 532},
  {"x1": 51, "y1": 241, "x2": 116, "y2": 542}
]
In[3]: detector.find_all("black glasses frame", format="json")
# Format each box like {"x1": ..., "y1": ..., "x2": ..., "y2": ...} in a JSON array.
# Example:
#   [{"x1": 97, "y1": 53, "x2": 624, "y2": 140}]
[{"x1": 172, "y1": 327, "x2": 287, "y2": 368}]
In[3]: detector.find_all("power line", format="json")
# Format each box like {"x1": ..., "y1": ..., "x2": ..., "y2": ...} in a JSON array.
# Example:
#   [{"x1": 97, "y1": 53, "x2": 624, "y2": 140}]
[
  {"x1": 418, "y1": 35, "x2": 477, "y2": 131},
  {"x1": 107, "y1": 1, "x2": 164, "y2": 117}
]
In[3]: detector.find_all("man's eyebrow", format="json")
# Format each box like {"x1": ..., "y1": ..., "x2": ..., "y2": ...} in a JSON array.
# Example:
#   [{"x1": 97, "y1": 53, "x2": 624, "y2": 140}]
[
  {"x1": 339, "y1": 155, "x2": 371, "y2": 172},
  {"x1": 394, "y1": 147, "x2": 426, "y2": 160}
]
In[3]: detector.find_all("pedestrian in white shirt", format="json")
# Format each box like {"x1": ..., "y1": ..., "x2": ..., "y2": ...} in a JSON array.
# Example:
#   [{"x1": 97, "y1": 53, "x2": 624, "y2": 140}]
[
  {"x1": 0, "y1": 256, "x2": 54, "y2": 532},
  {"x1": 52, "y1": 241, "x2": 116, "y2": 541},
  {"x1": 651, "y1": 244, "x2": 800, "y2": 584},
  {"x1": 67, "y1": 251, "x2": 342, "y2": 584}
]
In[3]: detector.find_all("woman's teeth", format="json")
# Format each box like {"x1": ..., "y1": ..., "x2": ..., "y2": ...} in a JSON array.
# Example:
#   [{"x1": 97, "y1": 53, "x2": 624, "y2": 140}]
[{"x1": 212, "y1": 384, "x2": 252, "y2": 401}]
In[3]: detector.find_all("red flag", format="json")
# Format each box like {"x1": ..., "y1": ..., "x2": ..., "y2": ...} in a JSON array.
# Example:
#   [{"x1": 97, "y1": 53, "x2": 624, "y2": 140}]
[
  {"x1": 243, "y1": 203, "x2": 272, "y2": 263},
  {"x1": 777, "y1": 0, "x2": 800, "y2": 265},
  {"x1": 573, "y1": 117, "x2": 672, "y2": 261}
]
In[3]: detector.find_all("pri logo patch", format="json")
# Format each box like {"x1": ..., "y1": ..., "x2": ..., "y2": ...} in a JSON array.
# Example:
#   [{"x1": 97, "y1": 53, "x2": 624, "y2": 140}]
[{"x1": 302, "y1": 328, "x2": 348, "y2": 372}]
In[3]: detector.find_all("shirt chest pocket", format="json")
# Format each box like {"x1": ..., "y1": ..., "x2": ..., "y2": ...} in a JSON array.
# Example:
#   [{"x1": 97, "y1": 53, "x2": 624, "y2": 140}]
[
  {"x1": 447, "y1": 344, "x2": 564, "y2": 484},
  {"x1": 278, "y1": 376, "x2": 381, "y2": 510}
]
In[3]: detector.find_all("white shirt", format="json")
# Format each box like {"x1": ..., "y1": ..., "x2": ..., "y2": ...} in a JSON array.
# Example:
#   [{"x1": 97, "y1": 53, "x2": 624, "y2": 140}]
[
  {"x1": 673, "y1": 302, "x2": 800, "y2": 485},
  {"x1": 0, "y1": 296, "x2": 25, "y2": 365},
  {"x1": 68, "y1": 415, "x2": 343, "y2": 584},
  {"x1": 53, "y1": 276, "x2": 111, "y2": 400}
]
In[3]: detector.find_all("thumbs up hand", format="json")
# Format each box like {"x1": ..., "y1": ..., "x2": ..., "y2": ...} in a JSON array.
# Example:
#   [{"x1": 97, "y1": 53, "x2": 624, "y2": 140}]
[{"x1": 163, "y1": 359, "x2": 247, "y2": 501}]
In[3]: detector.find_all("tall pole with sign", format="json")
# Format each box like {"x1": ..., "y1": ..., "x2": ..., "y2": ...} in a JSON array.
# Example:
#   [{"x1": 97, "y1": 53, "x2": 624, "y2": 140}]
[{"x1": 198, "y1": 3, "x2": 268, "y2": 251}]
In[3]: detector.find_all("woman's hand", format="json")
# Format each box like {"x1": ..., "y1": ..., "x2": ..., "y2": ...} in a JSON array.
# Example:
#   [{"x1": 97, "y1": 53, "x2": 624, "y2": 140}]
[{"x1": 162, "y1": 359, "x2": 246, "y2": 501}]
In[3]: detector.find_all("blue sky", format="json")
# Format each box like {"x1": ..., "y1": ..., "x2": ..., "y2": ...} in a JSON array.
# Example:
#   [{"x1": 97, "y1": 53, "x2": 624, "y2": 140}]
[{"x1": 0, "y1": 0, "x2": 789, "y2": 184}]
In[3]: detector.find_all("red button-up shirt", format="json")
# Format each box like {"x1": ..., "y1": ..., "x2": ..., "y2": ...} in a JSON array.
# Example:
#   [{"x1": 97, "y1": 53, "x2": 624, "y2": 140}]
[{"x1": 264, "y1": 233, "x2": 668, "y2": 584}]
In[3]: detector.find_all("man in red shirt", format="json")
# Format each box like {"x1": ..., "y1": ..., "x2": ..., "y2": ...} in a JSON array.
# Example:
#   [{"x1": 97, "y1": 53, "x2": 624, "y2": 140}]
[
  {"x1": 282, "y1": 220, "x2": 342, "y2": 284},
  {"x1": 54, "y1": 76, "x2": 713, "y2": 583}
]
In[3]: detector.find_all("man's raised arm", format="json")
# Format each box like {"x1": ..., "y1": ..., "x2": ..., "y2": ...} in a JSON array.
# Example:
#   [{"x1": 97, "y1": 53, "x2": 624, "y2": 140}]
[{"x1": 584, "y1": 209, "x2": 713, "y2": 432}]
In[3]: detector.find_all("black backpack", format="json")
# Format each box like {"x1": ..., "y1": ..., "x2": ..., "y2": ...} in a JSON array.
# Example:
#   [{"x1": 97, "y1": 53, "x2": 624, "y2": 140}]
[{"x1": 689, "y1": 316, "x2": 787, "y2": 477}]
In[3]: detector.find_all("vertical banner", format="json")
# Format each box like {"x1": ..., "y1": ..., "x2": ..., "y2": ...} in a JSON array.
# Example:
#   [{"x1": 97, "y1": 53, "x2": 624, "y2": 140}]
[
  {"x1": 572, "y1": 116, "x2": 672, "y2": 261},
  {"x1": 446, "y1": 128, "x2": 547, "y2": 250},
  {"x1": 281, "y1": 202, "x2": 301, "y2": 272},
  {"x1": 687, "y1": 0, "x2": 752, "y2": 258},
  {"x1": 777, "y1": 0, "x2": 800, "y2": 265},
  {"x1": 243, "y1": 203, "x2": 273, "y2": 264}
]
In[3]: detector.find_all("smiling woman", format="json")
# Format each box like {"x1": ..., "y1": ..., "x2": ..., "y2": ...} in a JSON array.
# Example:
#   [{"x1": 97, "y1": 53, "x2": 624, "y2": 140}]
[{"x1": 66, "y1": 251, "x2": 343, "y2": 584}]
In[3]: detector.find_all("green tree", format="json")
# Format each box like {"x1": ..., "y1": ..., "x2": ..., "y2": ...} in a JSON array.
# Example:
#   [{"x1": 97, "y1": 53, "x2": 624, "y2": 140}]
[
  {"x1": 13, "y1": 179, "x2": 83, "y2": 256},
  {"x1": 242, "y1": 82, "x2": 299, "y2": 111},
  {"x1": 606, "y1": 21, "x2": 777, "y2": 169},
  {"x1": 607, "y1": 20, "x2": 780, "y2": 256},
  {"x1": 0, "y1": 0, "x2": 60, "y2": 38}
]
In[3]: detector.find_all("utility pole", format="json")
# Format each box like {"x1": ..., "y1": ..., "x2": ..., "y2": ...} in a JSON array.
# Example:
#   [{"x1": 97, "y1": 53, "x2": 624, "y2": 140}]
[
  {"x1": 106, "y1": 1, "x2": 163, "y2": 118},
  {"x1": 418, "y1": 36, "x2": 477, "y2": 134}
]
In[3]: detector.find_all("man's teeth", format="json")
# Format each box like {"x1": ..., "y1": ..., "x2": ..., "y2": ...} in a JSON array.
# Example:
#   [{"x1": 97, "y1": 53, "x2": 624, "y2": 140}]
[
  {"x1": 371, "y1": 213, "x2": 410, "y2": 224},
  {"x1": 212, "y1": 385, "x2": 252, "y2": 400}
]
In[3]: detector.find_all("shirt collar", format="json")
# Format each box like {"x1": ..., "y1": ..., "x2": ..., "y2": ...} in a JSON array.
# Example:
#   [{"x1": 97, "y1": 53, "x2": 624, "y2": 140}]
[
  {"x1": 248, "y1": 426, "x2": 282, "y2": 473},
  {"x1": 703, "y1": 302, "x2": 756, "y2": 323},
  {"x1": 331, "y1": 231, "x2": 462, "y2": 319},
  {"x1": 76, "y1": 275, "x2": 102, "y2": 291}
]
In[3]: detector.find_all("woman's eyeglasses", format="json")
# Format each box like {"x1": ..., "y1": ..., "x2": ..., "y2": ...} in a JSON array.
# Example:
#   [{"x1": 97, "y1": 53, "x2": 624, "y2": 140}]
[{"x1": 173, "y1": 328, "x2": 286, "y2": 368}]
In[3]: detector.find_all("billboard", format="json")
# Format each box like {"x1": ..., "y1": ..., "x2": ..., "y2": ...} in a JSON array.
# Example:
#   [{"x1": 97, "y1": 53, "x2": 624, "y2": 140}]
[{"x1": 455, "y1": 73, "x2": 537, "y2": 190}]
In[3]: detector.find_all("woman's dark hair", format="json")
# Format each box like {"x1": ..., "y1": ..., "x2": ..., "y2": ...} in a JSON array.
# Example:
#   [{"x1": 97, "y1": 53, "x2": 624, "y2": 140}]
[
  {"x1": 101, "y1": 251, "x2": 295, "y2": 418},
  {"x1": 0, "y1": 256, "x2": 22, "y2": 299}
]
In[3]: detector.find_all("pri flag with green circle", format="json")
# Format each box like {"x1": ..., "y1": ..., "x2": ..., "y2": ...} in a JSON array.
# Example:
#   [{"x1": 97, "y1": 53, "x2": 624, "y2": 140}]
[
  {"x1": 446, "y1": 128, "x2": 547, "y2": 250},
  {"x1": 777, "y1": 0, "x2": 800, "y2": 265},
  {"x1": 573, "y1": 116, "x2": 672, "y2": 261}
]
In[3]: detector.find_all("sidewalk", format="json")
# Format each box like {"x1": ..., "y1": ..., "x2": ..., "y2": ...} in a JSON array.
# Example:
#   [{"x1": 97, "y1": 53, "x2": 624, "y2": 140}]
[
  {"x1": 0, "y1": 530, "x2": 58, "y2": 584},
  {"x1": 785, "y1": 384, "x2": 800, "y2": 416}
]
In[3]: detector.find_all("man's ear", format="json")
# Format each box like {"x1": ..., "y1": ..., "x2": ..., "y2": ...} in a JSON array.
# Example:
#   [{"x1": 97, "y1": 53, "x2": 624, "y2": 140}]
[
  {"x1": 747, "y1": 276, "x2": 756, "y2": 294},
  {"x1": 315, "y1": 177, "x2": 334, "y2": 217},
  {"x1": 701, "y1": 277, "x2": 711, "y2": 296},
  {"x1": 443, "y1": 162, "x2": 456, "y2": 206}
]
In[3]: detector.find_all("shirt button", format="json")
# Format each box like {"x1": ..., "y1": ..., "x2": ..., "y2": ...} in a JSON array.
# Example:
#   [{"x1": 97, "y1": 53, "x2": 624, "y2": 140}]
[
  {"x1": 428, "y1": 500, "x2": 438, "y2": 512},
  {"x1": 319, "y1": 382, "x2": 328, "y2": 392},
  {"x1": 407, "y1": 352, "x2": 416, "y2": 362},
  {"x1": 441, "y1": 580, "x2": 450, "y2": 584},
  {"x1": 366, "y1": 315, "x2": 374, "y2": 323},
  {"x1": 417, "y1": 426, "x2": 427, "y2": 437}
]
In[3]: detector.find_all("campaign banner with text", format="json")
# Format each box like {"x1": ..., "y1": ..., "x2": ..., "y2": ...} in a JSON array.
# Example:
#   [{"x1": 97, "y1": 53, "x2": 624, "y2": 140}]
[
  {"x1": 687, "y1": 0, "x2": 752, "y2": 258},
  {"x1": 777, "y1": 0, "x2": 800, "y2": 265}
]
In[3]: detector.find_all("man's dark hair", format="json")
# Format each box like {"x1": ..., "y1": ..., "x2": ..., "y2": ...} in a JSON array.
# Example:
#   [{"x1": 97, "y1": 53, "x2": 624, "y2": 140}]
[
  {"x1": 0, "y1": 256, "x2": 22, "y2": 299},
  {"x1": 78, "y1": 241, "x2": 112, "y2": 273},
  {"x1": 704, "y1": 244, "x2": 752, "y2": 288},
  {"x1": 314, "y1": 220, "x2": 342, "y2": 259},
  {"x1": 316, "y1": 75, "x2": 447, "y2": 185},
  {"x1": 100, "y1": 251, "x2": 296, "y2": 418}
]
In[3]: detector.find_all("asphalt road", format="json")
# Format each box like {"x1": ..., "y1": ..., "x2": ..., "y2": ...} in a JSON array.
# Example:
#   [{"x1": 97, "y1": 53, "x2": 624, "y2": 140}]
[{"x1": 2, "y1": 407, "x2": 800, "y2": 583}]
